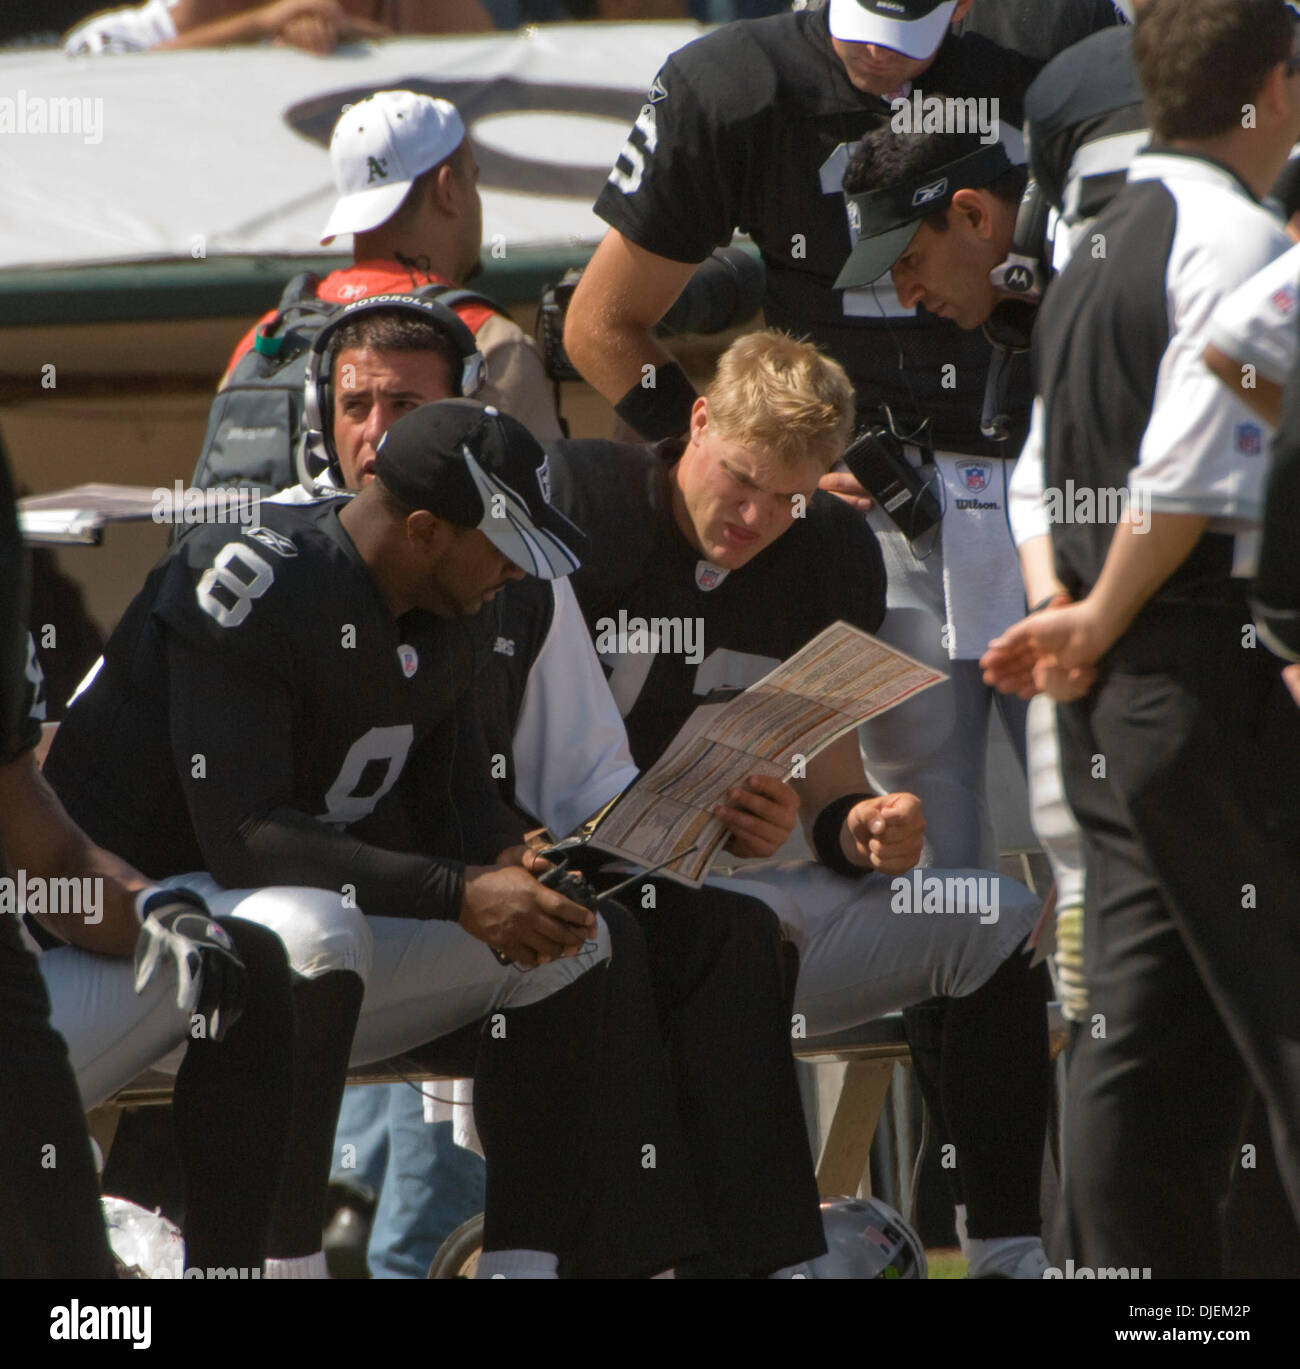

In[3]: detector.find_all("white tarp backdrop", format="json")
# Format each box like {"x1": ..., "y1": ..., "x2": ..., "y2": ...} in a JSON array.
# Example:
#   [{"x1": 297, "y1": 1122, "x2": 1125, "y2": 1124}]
[{"x1": 0, "y1": 24, "x2": 705, "y2": 271}]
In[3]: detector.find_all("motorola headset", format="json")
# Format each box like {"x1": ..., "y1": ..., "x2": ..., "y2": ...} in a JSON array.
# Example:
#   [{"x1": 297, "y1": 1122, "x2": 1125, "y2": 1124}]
[
  {"x1": 981, "y1": 179, "x2": 1051, "y2": 440},
  {"x1": 297, "y1": 292, "x2": 487, "y2": 495}
]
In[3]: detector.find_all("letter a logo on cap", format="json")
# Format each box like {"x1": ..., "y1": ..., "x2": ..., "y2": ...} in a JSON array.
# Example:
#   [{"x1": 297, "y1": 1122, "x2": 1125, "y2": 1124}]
[{"x1": 367, "y1": 156, "x2": 389, "y2": 183}]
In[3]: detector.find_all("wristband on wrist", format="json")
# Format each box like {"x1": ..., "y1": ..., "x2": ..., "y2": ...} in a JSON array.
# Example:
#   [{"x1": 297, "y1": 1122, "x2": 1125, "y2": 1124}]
[
  {"x1": 812, "y1": 792, "x2": 875, "y2": 877},
  {"x1": 613, "y1": 362, "x2": 698, "y2": 442}
]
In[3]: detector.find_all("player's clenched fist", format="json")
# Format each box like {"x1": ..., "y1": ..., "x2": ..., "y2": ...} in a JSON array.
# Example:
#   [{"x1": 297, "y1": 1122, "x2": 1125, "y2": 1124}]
[
  {"x1": 842, "y1": 792, "x2": 925, "y2": 875},
  {"x1": 459, "y1": 864, "x2": 595, "y2": 969}
]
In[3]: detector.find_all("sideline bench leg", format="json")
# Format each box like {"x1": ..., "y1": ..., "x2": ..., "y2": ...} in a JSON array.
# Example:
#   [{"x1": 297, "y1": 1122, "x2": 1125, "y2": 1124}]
[{"x1": 815, "y1": 1059, "x2": 895, "y2": 1199}]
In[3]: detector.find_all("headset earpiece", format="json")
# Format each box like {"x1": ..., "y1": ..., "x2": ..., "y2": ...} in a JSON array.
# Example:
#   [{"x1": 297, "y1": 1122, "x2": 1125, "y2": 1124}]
[{"x1": 988, "y1": 179, "x2": 1050, "y2": 305}]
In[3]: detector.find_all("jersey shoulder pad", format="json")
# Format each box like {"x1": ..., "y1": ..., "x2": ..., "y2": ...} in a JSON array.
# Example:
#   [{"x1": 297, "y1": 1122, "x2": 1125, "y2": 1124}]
[
  {"x1": 664, "y1": 16, "x2": 782, "y2": 118},
  {"x1": 153, "y1": 505, "x2": 342, "y2": 667},
  {"x1": 1025, "y1": 26, "x2": 1136, "y2": 133},
  {"x1": 546, "y1": 440, "x2": 666, "y2": 605}
]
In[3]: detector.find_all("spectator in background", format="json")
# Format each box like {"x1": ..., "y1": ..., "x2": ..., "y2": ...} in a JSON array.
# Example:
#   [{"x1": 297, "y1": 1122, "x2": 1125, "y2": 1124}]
[
  {"x1": 223, "y1": 90, "x2": 562, "y2": 441},
  {"x1": 63, "y1": 0, "x2": 494, "y2": 56}
]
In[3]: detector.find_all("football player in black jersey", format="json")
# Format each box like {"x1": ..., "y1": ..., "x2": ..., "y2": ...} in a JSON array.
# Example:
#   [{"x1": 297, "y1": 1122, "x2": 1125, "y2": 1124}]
[
  {"x1": 43, "y1": 406, "x2": 627, "y2": 1279},
  {"x1": 567, "y1": 3, "x2": 1120, "y2": 1253},
  {"x1": 1, "y1": 446, "x2": 296, "y2": 1278},
  {"x1": 288, "y1": 321, "x2": 828, "y2": 1279},
  {"x1": 566, "y1": 0, "x2": 1042, "y2": 449},
  {"x1": 545, "y1": 330, "x2": 1054, "y2": 1278},
  {"x1": 44, "y1": 401, "x2": 812, "y2": 1278}
]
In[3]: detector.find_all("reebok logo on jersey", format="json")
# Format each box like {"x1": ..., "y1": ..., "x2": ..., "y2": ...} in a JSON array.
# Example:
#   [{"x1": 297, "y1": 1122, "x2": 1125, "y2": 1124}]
[
  {"x1": 244, "y1": 525, "x2": 298, "y2": 558},
  {"x1": 648, "y1": 76, "x2": 667, "y2": 103},
  {"x1": 494, "y1": 637, "x2": 515, "y2": 656},
  {"x1": 397, "y1": 644, "x2": 420, "y2": 677}
]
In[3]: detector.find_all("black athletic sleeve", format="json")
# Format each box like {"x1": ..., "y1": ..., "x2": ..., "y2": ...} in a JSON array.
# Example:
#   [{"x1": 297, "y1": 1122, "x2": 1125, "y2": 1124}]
[
  {"x1": 592, "y1": 45, "x2": 760, "y2": 265},
  {"x1": 167, "y1": 632, "x2": 467, "y2": 920}
]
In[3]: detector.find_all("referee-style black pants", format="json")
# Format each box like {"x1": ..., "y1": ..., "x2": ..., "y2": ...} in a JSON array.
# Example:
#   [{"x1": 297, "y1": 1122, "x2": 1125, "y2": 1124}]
[
  {"x1": 575, "y1": 880, "x2": 826, "y2": 1278},
  {"x1": 1057, "y1": 603, "x2": 1300, "y2": 1277}
]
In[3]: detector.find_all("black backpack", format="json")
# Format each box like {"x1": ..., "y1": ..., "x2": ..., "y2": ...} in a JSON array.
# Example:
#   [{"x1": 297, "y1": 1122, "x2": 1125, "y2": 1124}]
[{"x1": 191, "y1": 272, "x2": 493, "y2": 495}]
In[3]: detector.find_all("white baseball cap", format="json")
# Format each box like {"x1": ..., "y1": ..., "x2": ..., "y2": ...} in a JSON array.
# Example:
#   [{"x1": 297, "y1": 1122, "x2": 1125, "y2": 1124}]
[
  {"x1": 827, "y1": 0, "x2": 958, "y2": 60},
  {"x1": 320, "y1": 90, "x2": 466, "y2": 246}
]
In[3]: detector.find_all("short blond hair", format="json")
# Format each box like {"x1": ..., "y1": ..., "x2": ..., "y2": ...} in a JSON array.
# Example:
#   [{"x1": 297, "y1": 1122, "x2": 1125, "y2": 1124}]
[{"x1": 704, "y1": 331, "x2": 855, "y2": 471}]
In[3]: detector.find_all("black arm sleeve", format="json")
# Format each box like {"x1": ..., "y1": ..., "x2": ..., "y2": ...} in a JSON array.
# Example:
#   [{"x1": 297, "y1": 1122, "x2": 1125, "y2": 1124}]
[{"x1": 168, "y1": 632, "x2": 467, "y2": 920}]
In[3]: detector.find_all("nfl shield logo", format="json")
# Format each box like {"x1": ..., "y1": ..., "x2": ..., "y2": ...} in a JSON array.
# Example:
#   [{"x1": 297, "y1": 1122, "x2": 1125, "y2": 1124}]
[
  {"x1": 1271, "y1": 283, "x2": 1297, "y2": 317},
  {"x1": 397, "y1": 644, "x2": 419, "y2": 678},
  {"x1": 695, "y1": 560, "x2": 728, "y2": 591},
  {"x1": 1235, "y1": 423, "x2": 1263, "y2": 455},
  {"x1": 958, "y1": 461, "x2": 991, "y2": 492}
]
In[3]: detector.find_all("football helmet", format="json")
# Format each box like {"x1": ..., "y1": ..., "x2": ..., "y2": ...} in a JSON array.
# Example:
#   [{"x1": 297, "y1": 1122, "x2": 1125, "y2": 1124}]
[{"x1": 802, "y1": 1197, "x2": 928, "y2": 1279}]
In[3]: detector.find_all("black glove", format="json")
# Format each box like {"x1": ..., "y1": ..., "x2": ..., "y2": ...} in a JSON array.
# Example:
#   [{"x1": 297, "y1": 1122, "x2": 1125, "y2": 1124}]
[{"x1": 133, "y1": 887, "x2": 248, "y2": 1042}]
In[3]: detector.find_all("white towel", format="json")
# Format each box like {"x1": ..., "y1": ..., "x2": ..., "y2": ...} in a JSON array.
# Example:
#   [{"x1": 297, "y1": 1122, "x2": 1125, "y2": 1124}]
[
  {"x1": 934, "y1": 452, "x2": 1025, "y2": 659},
  {"x1": 423, "y1": 1077, "x2": 483, "y2": 1157}
]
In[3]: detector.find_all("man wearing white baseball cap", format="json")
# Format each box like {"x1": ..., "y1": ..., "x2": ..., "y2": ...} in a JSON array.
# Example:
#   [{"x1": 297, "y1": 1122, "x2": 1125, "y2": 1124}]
[
  {"x1": 828, "y1": 0, "x2": 958, "y2": 63},
  {"x1": 222, "y1": 89, "x2": 562, "y2": 441}
]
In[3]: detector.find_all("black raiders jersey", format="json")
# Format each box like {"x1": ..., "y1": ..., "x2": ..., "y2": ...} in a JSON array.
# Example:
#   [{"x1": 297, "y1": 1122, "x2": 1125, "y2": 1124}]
[
  {"x1": 44, "y1": 499, "x2": 522, "y2": 918},
  {"x1": 593, "y1": 6, "x2": 1046, "y2": 456},
  {"x1": 956, "y1": 0, "x2": 1121, "y2": 66},
  {"x1": 545, "y1": 438, "x2": 886, "y2": 769}
]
